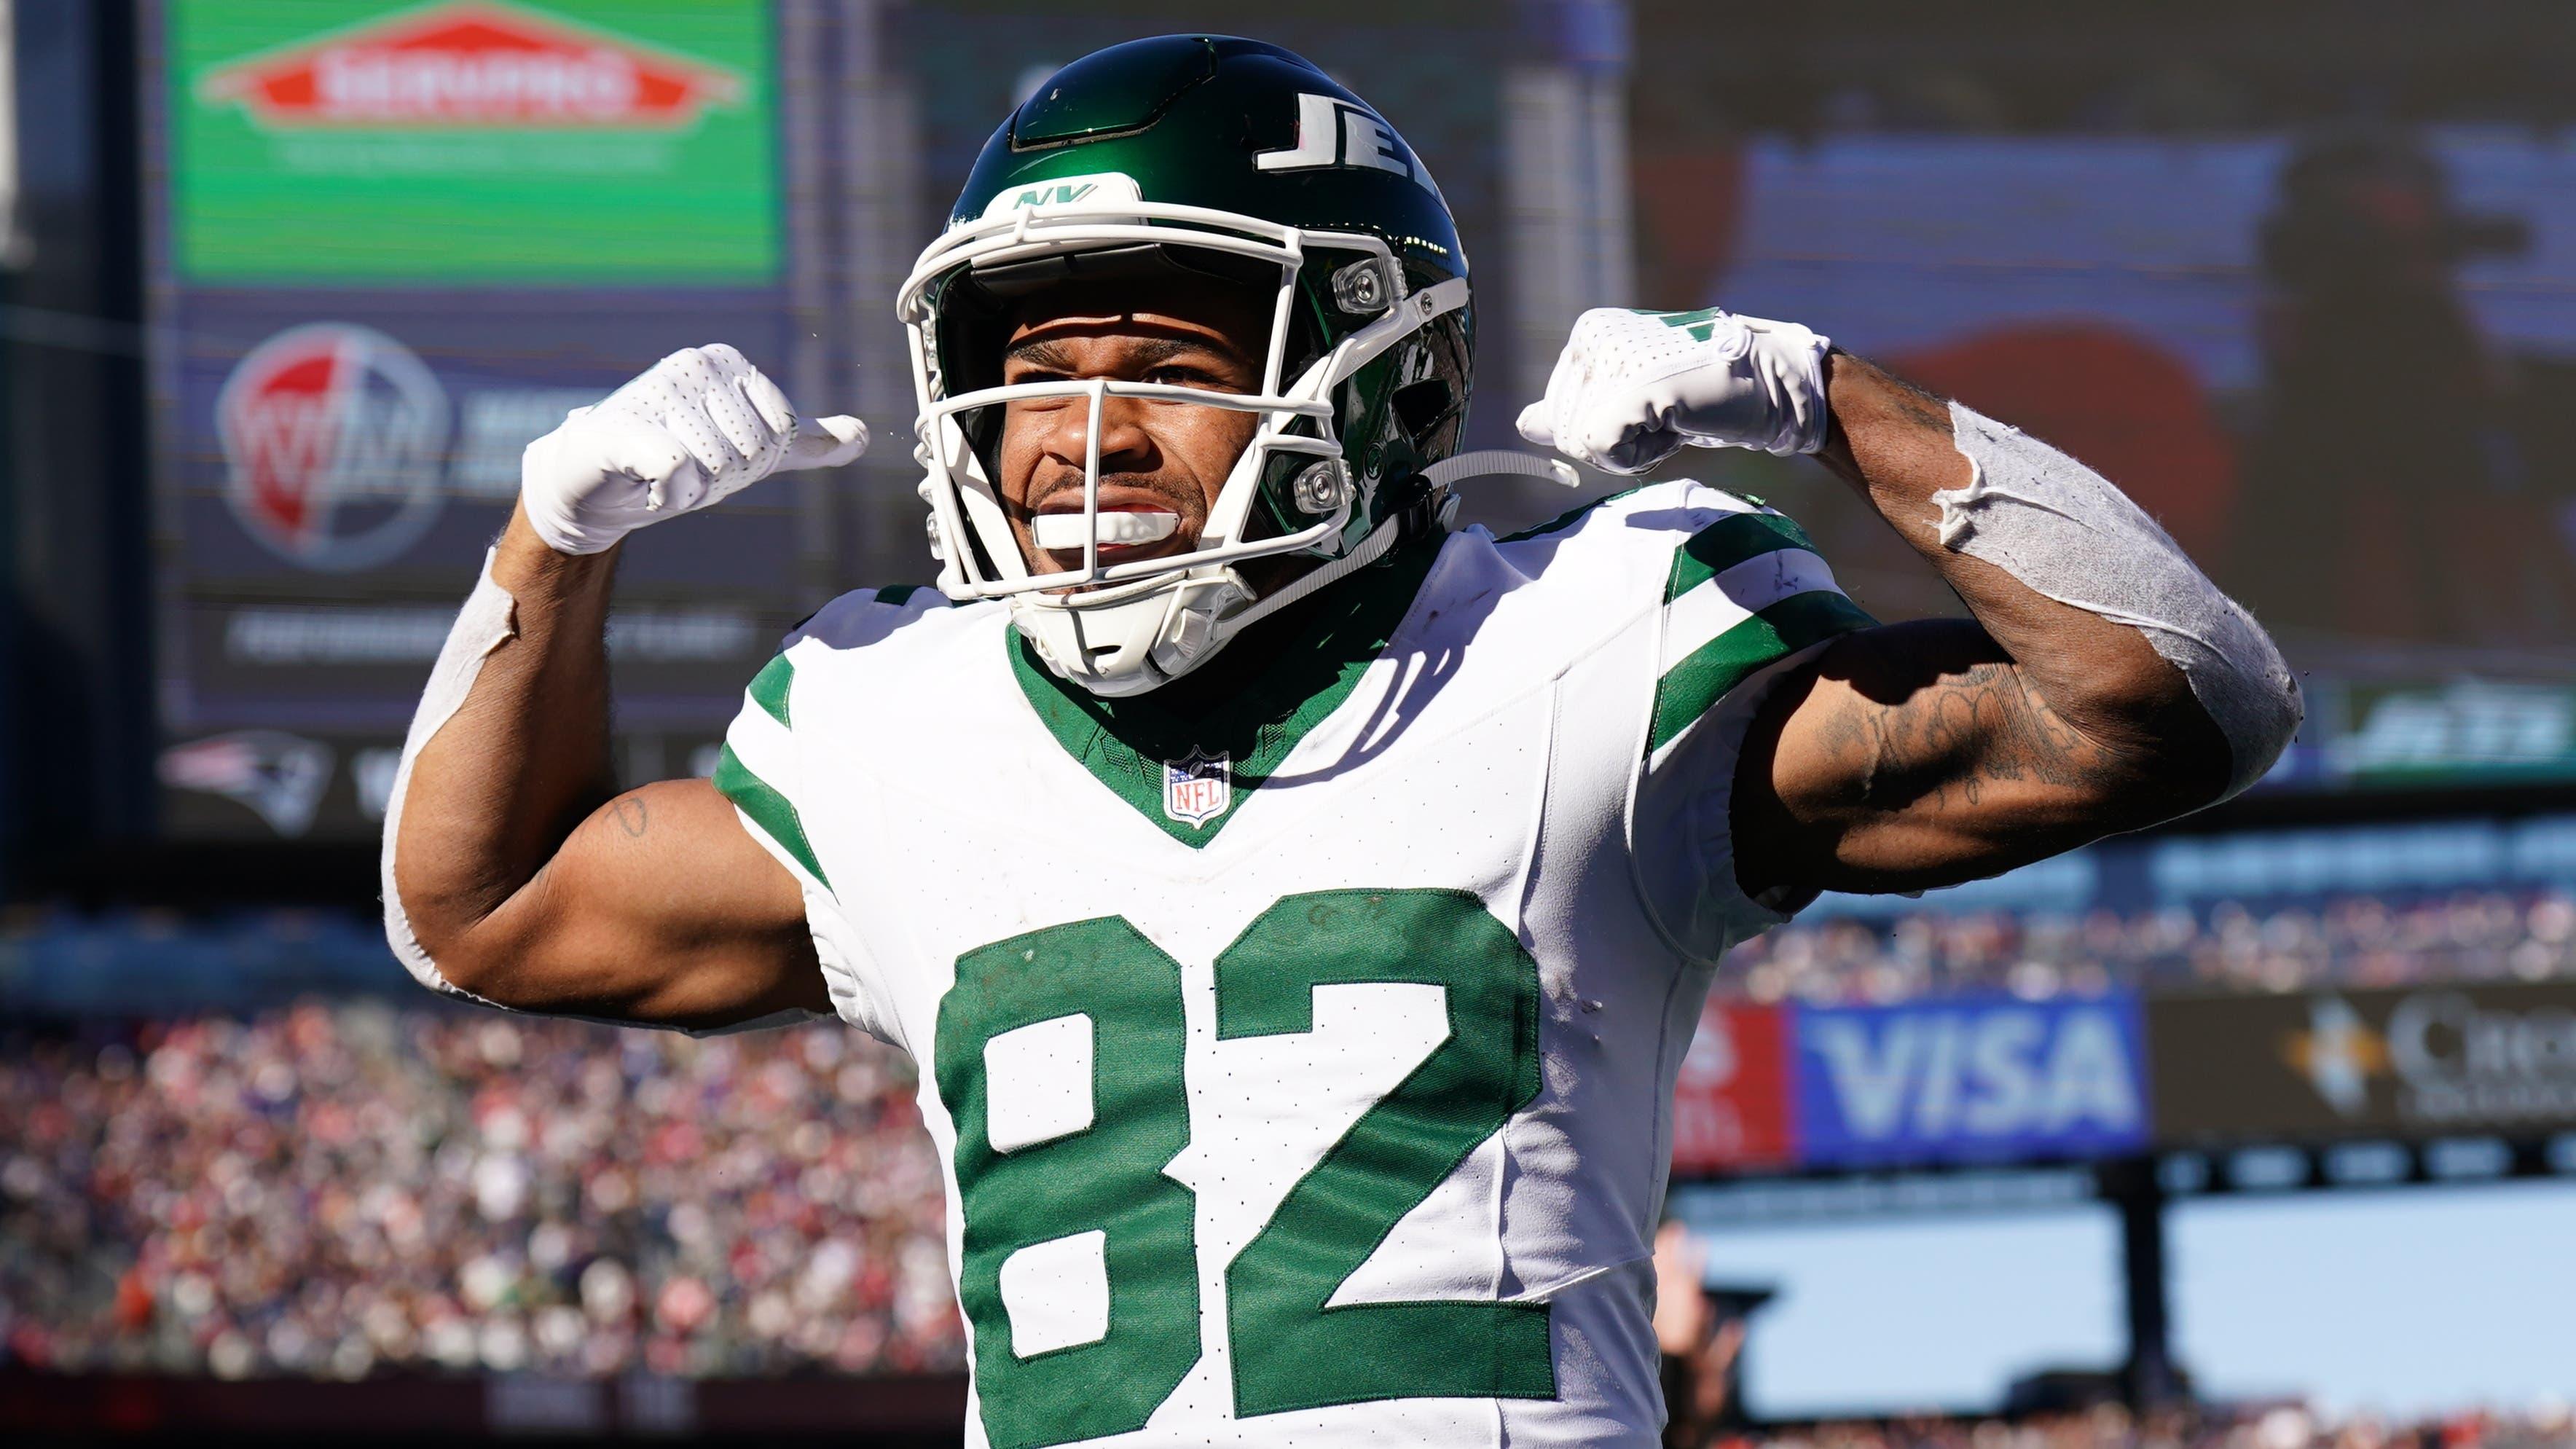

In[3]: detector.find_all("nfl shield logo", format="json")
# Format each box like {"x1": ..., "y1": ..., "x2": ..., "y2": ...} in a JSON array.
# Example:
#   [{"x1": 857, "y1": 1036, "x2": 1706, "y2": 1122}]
[{"x1": 1162, "y1": 749, "x2": 1232, "y2": 828}]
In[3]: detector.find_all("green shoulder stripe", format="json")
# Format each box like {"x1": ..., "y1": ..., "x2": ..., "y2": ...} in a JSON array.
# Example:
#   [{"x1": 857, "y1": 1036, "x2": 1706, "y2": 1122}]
[
  {"x1": 1665, "y1": 511, "x2": 1817, "y2": 604},
  {"x1": 714, "y1": 744, "x2": 828, "y2": 888},
  {"x1": 1646, "y1": 590, "x2": 1874, "y2": 756},
  {"x1": 747, "y1": 654, "x2": 794, "y2": 728}
]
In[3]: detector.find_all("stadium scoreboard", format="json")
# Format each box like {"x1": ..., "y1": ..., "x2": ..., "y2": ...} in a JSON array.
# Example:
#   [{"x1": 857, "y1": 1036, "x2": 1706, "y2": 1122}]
[{"x1": 142, "y1": 1, "x2": 832, "y2": 841}]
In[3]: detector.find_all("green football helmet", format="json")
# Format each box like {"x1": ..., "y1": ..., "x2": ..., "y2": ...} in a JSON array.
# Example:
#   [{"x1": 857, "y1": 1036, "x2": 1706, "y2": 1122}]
[{"x1": 898, "y1": 34, "x2": 1484, "y2": 696}]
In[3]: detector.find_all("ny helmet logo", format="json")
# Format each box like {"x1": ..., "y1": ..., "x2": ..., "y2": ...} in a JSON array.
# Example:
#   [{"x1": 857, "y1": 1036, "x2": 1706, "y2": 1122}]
[
  {"x1": 1006, "y1": 181, "x2": 1098, "y2": 209},
  {"x1": 977, "y1": 171, "x2": 1144, "y2": 222},
  {"x1": 1254, "y1": 93, "x2": 1442, "y2": 199}
]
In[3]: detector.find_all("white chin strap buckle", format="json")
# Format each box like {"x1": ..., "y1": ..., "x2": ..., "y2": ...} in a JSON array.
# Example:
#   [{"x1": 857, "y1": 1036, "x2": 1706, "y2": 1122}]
[{"x1": 1032, "y1": 509, "x2": 1180, "y2": 552}]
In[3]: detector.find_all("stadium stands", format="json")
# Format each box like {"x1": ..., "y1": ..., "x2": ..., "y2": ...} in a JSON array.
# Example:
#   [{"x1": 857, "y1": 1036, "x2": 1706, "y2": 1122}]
[
  {"x1": 0, "y1": 1004, "x2": 961, "y2": 1380},
  {"x1": 9, "y1": 877, "x2": 2576, "y2": 1383},
  {"x1": 10, "y1": 877, "x2": 2575, "y2": 1023},
  {"x1": 1729, "y1": 887, "x2": 2576, "y2": 1004}
]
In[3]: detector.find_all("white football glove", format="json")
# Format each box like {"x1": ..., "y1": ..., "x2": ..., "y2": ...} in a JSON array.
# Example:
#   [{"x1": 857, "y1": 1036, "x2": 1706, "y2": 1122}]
[
  {"x1": 519, "y1": 343, "x2": 868, "y2": 556},
  {"x1": 1515, "y1": 307, "x2": 1834, "y2": 475}
]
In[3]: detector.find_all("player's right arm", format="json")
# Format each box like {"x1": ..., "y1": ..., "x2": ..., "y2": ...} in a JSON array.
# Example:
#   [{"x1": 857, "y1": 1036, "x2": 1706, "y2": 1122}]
[
  {"x1": 1522, "y1": 309, "x2": 2298, "y2": 902},
  {"x1": 385, "y1": 345, "x2": 867, "y2": 1032}
]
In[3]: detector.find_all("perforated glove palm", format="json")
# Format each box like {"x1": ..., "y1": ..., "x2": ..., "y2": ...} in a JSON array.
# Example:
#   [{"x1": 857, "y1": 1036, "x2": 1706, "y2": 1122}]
[
  {"x1": 1515, "y1": 307, "x2": 1833, "y2": 475},
  {"x1": 519, "y1": 343, "x2": 868, "y2": 556}
]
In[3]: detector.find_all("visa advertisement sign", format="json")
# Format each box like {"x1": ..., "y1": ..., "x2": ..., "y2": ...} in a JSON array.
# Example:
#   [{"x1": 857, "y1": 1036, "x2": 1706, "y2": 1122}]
[
  {"x1": 1793, "y1": 994, "x2": 2149, "y2": 1168},
  {"x1": 1670, "y1": 994, "x2": 2151, "y2": 1174}
]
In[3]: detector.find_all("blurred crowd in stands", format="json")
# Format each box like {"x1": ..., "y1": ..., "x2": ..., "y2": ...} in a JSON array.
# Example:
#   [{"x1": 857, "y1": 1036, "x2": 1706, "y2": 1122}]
[
  {"x1": 6, "y1": 888, "x2": 2576, "y2": 1386},
  {"x1": 0, "y1": 1002, "x2": 960, "y2": 1379},
  {"x1": 1722, "y1": 889, "x2": 2576, "y2": 1004},
  {"x1": 8, "y1": 885, "x2": 2575, "y2": 1021}
]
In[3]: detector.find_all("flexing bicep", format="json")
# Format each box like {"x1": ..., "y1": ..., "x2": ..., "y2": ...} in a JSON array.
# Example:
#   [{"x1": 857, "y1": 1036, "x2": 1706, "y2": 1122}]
[
  {"x1": 1734, "y1": 618, "x2": 2188, "y2": 897},
  {"x1": 447, "y1": 777, "x2": 828, "y2": 1029}
]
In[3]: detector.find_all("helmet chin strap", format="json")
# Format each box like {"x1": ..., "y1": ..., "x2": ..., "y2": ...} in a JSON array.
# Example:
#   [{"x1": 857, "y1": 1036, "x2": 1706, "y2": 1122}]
[
  {"x1": 1025, "y1": 449, "x2": 1579, "y2": 695},
  {"x1": 1139, "y1": 449, "x2": 1582, "y2": 686},
  {"x1": 1184, "y1": 511, "x2": 1407, "y2": 648},
  {"x1": 1424, "y1": 449, "x2": 1582, "y2": 491}
]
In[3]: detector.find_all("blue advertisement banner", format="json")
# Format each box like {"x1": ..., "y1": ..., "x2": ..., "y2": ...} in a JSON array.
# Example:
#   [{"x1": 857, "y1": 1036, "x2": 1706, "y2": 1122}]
[{"x1": 1788, "y1": 993, "x2": 2151, "y2": 1169}]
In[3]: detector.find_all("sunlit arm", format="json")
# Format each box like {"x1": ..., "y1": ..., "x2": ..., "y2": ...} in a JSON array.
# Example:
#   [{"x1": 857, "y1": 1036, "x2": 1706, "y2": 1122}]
[
  {"x1": 386, "y1": 506, "x2": 826, "y2": 1032},
  {"x1": 1735, "y1": 353, "x2": 2293, "y2": 899}
]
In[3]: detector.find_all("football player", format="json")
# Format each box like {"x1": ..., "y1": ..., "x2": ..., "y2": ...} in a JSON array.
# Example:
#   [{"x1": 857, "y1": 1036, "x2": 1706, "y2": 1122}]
[{"x1": 385, "y1": 36, "x2": 2297, "y2": 1449}]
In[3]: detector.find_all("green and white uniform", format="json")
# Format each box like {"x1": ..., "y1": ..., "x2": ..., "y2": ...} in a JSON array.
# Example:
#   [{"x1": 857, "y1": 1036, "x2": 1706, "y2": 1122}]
[{"x1": 718, "y1": 481, "x2": 1868, "y2": 1449}]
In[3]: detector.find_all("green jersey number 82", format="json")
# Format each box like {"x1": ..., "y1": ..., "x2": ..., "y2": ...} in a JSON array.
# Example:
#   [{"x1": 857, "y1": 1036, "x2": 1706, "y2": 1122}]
[{"x1": 935, "y1": 888, "x2": 1555, "y2": 1449}]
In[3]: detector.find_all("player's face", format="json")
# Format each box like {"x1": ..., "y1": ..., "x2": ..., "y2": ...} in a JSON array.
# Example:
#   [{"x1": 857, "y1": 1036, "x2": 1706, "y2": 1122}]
[{"x1": 994, "y1": 276, "x2": 1268, "y2": 581}]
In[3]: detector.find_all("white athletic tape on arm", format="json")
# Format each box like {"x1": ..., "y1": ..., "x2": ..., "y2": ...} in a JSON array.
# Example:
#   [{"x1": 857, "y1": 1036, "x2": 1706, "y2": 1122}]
[
  {"x1": 380, "y1": 550, "x2": 517, "y2": 1003},
  {"x1": 379, "y1": 554, "x2": 824, "y2": 1038},
  {"x1": 1933, "y1": 402, "x2": 2302, "y2": 799}
]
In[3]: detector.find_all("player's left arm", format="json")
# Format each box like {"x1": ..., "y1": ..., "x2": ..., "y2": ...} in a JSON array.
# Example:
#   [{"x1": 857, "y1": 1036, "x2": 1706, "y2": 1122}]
[
  {"x1": 1737, "y1": 353, "x2": 2250, "y2": 895},
  {"x1": 1520, "y1": 310, "x2": 2303, "y2": 898}
]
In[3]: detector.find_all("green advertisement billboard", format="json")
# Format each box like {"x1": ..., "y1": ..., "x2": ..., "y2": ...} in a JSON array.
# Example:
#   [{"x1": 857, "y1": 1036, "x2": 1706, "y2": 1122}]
[{"x1": 167, "y1": 0, "x2": 779, "y2": 283}]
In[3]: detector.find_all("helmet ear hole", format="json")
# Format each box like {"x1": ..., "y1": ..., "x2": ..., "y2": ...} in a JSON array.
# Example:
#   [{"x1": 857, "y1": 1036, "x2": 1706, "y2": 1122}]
[{"x1": 1391, "y1": 378, "x2": 1458, "y2": 448}]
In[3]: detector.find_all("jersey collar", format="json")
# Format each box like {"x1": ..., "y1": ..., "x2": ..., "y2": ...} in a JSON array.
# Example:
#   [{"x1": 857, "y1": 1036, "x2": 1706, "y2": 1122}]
[{"x1": 1006, "y1": 533, "x2": 1444, "y2": 847}]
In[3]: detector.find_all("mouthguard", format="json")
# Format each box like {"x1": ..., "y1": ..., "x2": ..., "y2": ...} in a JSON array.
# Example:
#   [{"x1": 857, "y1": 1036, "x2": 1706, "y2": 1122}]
[{"x1": 1032, "y1": 509, "x2": 1179, "y2": 551}]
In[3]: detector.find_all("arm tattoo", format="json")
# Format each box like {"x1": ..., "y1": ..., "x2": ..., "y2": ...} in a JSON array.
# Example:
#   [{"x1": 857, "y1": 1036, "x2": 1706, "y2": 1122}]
[
  {"x1": 610, "y1": 796, "x2": 649, "y2": 839},
  {"x1": 1829, "y1": 662, "x2": 2100, "y2": 813},
  {"x1": 1861, "y1": 353, "x2": 1952, "y2": 433}
]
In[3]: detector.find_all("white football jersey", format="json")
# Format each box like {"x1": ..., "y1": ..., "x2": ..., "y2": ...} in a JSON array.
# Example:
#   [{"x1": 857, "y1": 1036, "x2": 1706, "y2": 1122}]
[{"x1": 716, "y1": 479, "x2": 1869, "y2": 1449}]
